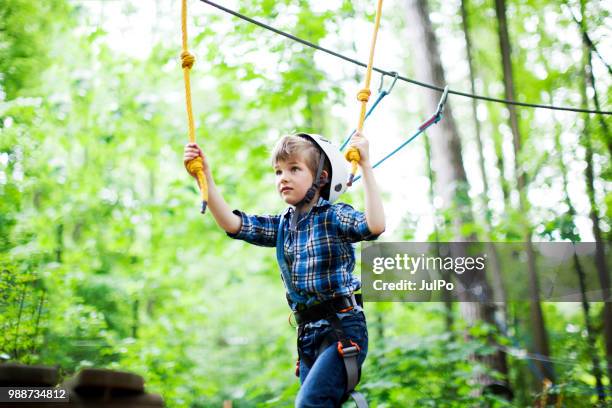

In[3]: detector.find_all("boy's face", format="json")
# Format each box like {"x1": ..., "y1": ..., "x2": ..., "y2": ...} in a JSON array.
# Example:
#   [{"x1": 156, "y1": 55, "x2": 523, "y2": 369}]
[{"x1": 274, "y1": 154, "x2": 314, "y2": 205}]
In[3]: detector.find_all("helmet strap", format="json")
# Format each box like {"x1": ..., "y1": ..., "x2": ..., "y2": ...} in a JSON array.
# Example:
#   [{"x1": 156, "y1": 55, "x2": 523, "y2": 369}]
[
  {"x1": 290, "y1": 154, "x2": 327, "y2": 231},
  {"x1": 301, "y1": 155, "x2": 326, "y2": 206}
]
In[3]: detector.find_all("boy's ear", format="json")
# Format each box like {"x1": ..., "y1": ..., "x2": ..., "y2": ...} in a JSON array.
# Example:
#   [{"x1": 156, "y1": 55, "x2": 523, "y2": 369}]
[{"x1": 319, "y1": 170, "x2": 329, "y2": 185}]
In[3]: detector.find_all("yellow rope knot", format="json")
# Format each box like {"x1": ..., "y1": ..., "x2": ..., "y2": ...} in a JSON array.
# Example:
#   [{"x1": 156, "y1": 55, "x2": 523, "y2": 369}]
[
  {"x1": 181, "y1": 51, "x2": 195, "y2": 69},
  {"x1": 186, "y1": 156, "x2": 204, "y2": 179},
  {"x1": 345, "y1": 148, "x2": 361, "y2": 186},
  {"x1": 345, "y1": 149, "x2": 360, "y2": 163},
  {"x1": 357, "y1": 88, "x2": 371, "y2": 103}
]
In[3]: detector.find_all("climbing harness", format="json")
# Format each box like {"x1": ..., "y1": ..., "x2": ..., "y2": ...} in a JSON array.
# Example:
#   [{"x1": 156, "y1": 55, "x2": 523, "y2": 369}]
[
  {"x1": 293, "y1": 294, "x2": 368, "y2": 408},
  {"x1": 340, "y1": 72, "x2": 399, "y2": 151},
  {"x1": 351, "y1": 86, "x2": 449, "y2": 184},
  {"x1": 345, "y1": 0, "x2": 384, "y2": 186},
  {"x1": 181, "y1": 0, "x2": 209, "y2": 214}
]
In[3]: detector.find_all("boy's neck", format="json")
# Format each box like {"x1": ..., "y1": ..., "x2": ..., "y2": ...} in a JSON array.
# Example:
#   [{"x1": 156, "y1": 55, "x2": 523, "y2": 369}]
[{"x1": 294, "y1": 192, "x2": 321, "y2": 214}]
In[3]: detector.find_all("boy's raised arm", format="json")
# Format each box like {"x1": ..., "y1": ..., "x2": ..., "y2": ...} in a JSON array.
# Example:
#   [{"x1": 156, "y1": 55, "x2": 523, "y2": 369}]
[
  {"x1": 184, "y1": 143, "x2": 242, "y2": 234},
  {"x1": 349, "y1": 133, "x2": 385, "y2": 236}
]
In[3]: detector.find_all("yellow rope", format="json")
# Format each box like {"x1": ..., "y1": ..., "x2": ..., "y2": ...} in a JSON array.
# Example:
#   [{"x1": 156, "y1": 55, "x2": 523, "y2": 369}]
[
  {"x1": 181, "y1": 0, "x2": 209, "y2": 213},
  {"x1": 345, "y1": 0, "x2": 384, "y2": 185}
]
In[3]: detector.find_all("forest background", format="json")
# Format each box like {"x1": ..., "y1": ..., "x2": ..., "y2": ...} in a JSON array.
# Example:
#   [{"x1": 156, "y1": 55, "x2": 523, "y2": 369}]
[{"x1": 0, "y1": 0, "x2": 610, "y2": 406}]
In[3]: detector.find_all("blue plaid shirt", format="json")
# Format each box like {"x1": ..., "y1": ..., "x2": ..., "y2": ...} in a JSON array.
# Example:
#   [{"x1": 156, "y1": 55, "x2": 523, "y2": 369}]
[{"x1": 227, "y1": 197, "x2": 379, "y2": 309}]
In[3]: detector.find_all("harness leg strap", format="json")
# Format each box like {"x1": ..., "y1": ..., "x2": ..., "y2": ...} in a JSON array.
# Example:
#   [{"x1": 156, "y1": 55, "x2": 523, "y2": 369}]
[
  {"x1": 349, "y1": 390, "x2": 368, "y2": 408},
  {"x1": 295, "y1": 297, "x2": 368, "y2": 407},
  {"x1": 314, "y1": 335, "x2": 367, "y2": 407},
  {"x1": 334, "y1": 337, "x2": 360, "y2": 391},
  {"x1": 323, "y1": 309, "x2": 368, "y2": 407}
]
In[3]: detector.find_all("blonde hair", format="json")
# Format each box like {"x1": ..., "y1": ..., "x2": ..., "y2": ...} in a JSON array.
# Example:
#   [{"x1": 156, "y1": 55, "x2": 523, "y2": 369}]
[{"x1": 271, "y1": 134, "x2": 323, "y2": 177}]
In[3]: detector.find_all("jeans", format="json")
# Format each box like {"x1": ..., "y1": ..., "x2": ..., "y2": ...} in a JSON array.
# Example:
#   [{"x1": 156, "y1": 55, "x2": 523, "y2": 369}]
[{"x1": 295, "y1": 310, "x2": 368, "y2": 408}]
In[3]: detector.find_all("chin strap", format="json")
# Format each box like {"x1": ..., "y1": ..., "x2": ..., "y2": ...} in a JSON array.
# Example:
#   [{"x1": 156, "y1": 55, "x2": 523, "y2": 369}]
[
  {"x1": 290, "y1": 157, "x2": 327, "y2": 231},
  {"x1": 302, "y1": 157, "x2": 327, "y2": 205}
]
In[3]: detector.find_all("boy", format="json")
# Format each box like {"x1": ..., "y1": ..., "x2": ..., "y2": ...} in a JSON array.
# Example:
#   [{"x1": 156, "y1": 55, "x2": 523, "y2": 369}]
[{"x1": 183, "y1": 132, "x2": 384, "y2": 407}]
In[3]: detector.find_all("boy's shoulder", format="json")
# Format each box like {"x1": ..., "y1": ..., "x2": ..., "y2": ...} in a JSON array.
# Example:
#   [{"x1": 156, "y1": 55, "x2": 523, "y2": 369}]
[
  {"x1": 330, "y1": 201, "x2": 356, "y2": 210},
  {"x1": 315, "y1": 201, "x2": 364, "y2": 225},
  {"x1": 310, "y1": 199, "x2": 358, "y2": 216},
  {"x1": 327, "y1": 201, "x2": 359, "y2": 214}
]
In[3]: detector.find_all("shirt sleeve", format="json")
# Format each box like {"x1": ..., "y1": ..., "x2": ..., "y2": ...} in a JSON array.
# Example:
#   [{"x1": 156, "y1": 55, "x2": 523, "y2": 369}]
[
  {"x1": 226, "y1": 210, "x2": 280, "y2": 248},
  {"x1": 332, "y1": 203, "x2": 381, "y2": 243}
]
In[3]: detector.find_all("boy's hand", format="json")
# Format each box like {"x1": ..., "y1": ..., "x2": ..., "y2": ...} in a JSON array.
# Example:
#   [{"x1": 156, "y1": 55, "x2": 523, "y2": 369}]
[
  {"x1": 349, "y1": 131, "x2": 371, "y2": 167},
  {"x1": 183, "y1": 143, "x2": 209, "y2": 176}
]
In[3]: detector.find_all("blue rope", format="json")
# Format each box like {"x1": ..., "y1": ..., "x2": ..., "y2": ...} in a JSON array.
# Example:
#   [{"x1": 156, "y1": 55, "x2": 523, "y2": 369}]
[
  {"x1": 351, "y1": 113, "x2": 442, "y2": 184},
  {"x1": 352, "y1": 125, "x2": 427, "y2": 183},
  {"x1": 351, "y1": 86, "x2": 449, "y2": 184},
  {"x1": 340, "y1": 91, "x2": 388, "y2": 151}
]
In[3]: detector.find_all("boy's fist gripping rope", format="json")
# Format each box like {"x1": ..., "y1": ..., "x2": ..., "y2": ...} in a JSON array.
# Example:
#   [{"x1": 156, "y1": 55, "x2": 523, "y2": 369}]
[
  {"x1": 184, "y1": 143, "x2": 209, "y2": 215},
  {"x1": 346, "y1": 0, "x2": 383, "y2": 186},
  {"x1": 181, "y1": 0, "x2": 208, "y2": 213}
]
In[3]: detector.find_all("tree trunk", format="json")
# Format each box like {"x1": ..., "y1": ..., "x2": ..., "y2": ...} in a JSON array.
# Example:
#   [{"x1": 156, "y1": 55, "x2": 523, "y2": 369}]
[
  {"x1": 55, "y1": 224, "x2": 63, "y2": 263},
  {"x1": 554, "y1": 122, "x2": 606, "y2": 401},
  {"x1": 425, "y1": 132, "x2": 454, "y2": 334},
  {"x1": 494, "y1": 0, "x2": 554, "y2": 384},
  {"x1": 132, "y1": 299, "x2": 139, "y2": 339},
  {"x1": 493, "y1": 129, "x2": 510, "y2": 205},
  {"x1": 459, "y1": 0, "x2": 508, "y2": 328},
  {"x1": 577, "y1": 1, "x2": 612, "y2": 387},
  {"x1": 29, "y1": 289, "x2": 45, "y2": 356},
  {"x1": 570, "y1": 2, "x2": 612, "y2": 159},
  {"x1": 405, "y1": 0, "x2": 509, "y2": 396}
]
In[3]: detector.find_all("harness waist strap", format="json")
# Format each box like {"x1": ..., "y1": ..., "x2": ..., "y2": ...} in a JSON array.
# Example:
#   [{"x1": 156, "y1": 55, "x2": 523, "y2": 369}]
[{"x1": 294, "y1": 294, "x2": 363, "y2": 325}]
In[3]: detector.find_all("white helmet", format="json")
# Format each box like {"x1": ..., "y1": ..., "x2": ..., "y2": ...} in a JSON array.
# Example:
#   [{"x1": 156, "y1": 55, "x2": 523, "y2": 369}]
[{"x1": 296, "y1": 133, "x2": 349, "y2": 203}]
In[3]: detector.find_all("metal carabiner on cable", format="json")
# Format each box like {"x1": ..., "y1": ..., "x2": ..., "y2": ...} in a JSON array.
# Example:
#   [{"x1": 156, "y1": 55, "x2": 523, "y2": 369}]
[
  {"x1": 419, "y1": 85, "x2": 449, "y2": 130},
  {"x1": 436, "y1": 85, "x2": 449, "y2": 117},
  {"x1": 378, "y1": 71, "x2": 399, "y2": 96}
]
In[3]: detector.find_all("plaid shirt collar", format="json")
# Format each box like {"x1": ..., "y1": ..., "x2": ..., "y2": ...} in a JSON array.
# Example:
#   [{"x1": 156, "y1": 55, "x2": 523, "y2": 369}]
[{"x1": 283, "y1": 197, "x2": 331, "y2": 220}]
